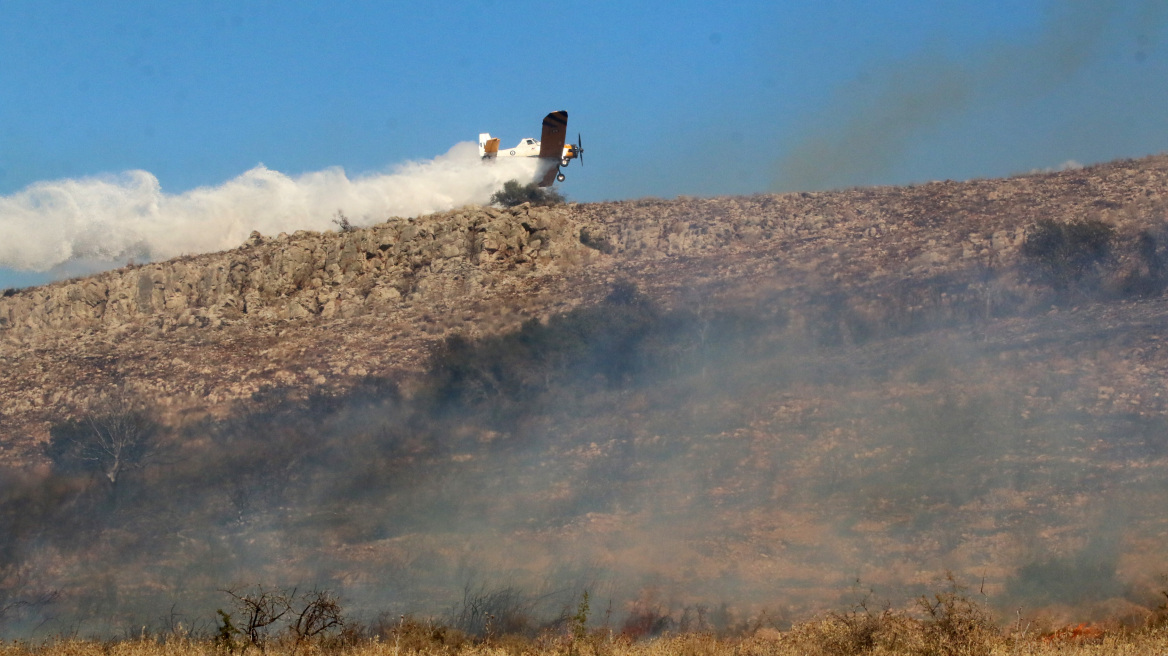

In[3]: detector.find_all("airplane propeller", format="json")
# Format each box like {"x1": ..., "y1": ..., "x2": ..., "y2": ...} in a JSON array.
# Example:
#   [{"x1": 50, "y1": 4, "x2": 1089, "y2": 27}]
[{"x1": 576, "y1": 133, "x2": 584, "y2": 165}]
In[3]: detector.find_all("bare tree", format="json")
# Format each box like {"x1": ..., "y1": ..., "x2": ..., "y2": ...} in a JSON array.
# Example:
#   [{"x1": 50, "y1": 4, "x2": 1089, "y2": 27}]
[
  {"x1": 45, "y1": 385, "x2": 160, "y2": 486},
  {"x1": 0, "y1": 574, "x2": 60, "y2": 631},
  {"x1": 288, "y1": 589, "x2": 345, "y2": 654},
  {"x1": 221, "y1": 585, "x2": 292, "y2": 652},
  {"x1": 220, "y1": 585, "x2": 346, "y2": 653}
]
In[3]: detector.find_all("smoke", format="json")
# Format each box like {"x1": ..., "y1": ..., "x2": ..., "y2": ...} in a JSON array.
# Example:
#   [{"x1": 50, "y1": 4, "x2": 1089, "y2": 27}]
[
  {"x1": 774, "y1": 0, "x2": 1168, "y2": 191},
  {"x1": 0, "y1": 142, "x2": 539, "y2": 273},
  {"x1": 7, "y1": 276, "x2": 1167, "y2": 637}
]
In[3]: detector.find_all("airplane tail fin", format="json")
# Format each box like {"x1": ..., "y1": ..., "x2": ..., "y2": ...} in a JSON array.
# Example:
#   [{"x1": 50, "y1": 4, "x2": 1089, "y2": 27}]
[{"x1": 478, "y1": 133, "x2": 500, "y2": 158}]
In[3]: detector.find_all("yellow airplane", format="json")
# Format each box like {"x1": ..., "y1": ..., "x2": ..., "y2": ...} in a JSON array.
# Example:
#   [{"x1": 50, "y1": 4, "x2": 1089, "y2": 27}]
[{"x1": 478, "y1": 110, "x2": 583, "y2": 186}]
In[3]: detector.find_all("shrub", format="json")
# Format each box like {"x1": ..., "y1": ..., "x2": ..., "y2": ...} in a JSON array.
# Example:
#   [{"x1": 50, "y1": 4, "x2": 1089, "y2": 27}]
[
  {"x1": 787, "y1": 577, "x2": 997, "y2": 656},
  {"x1": 1021, "y1": 218, "x2": 1115, "y2": 291},
  {"x1": 375, "y1": 615, "x2": 470, "y2": 652},
  {"x1": 215, "y1": 609, "x2": 242, "y2": 652},
  {"x1": 491, "y1": 180, "x2": 565, "y2": 208},
  {"x1": 448, "y1": 583, "x2": 536, "y2": 638},
  {"x1": 571, "y1": 590, "x2": 590, "y2": 644},
  {"x1": 579, "y1": 227, "x2": 613, "y2": 253},
  {"x1": 1121, "y1": 225, "x2": 1168, "y2": 297},
  {"x1": 915, "y1": 576, "x2": 996, "y2": 656},
  {"x1": 790, "y1": 586, "x2": 909, "y2": 656},
  {"x1": 332, "y1": 210, "x2": 355, "y2": 233}
]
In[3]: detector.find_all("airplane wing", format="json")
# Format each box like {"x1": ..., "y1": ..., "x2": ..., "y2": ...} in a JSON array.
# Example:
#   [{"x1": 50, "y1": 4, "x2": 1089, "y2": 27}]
[
  {"x1": 536, "y1": 111, "x2": 568, "y2": 186},
  {"x1": 538, "y1": 111, "x2": 568, "y2": 159},
  {"x1": 536, "y1": 161, "x2": 559, "y2": 187}
]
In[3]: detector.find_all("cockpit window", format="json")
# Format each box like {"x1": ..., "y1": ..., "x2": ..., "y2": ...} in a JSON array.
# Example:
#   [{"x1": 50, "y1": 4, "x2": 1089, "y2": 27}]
[{"x1": 525, "y1": 139, "x2": 535, "y2": 144}]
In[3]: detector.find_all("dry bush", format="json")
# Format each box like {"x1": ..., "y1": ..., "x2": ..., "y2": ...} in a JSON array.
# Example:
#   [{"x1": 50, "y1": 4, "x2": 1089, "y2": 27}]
[
  {"x1": 1021, "y1": 218, "x2": 1115, "y2": 292},
  {"x1": 332, "y1": 211, "x2": 355, "y2": 233},
  {"x1": 914, "y1": 576, "x2": 997, "y2": 656},
  {"x1": 578, "y1": 228, "x2": 613, "y2": 254},
  {"x1": 218, "y1": 586, "x2": 346, "y2": 654},
  {"x1": 448, "y1": 584, "x2": 536, "y2": 638},
  {"x1": 783, "y1": 577, "x2": 998, "y2": 656},
  {"x1": 374, "y1": 614, "x2": 471, "y2": 653},
  {"x1": 786, "y1": 603, "x2": 922, "y2": 656}
]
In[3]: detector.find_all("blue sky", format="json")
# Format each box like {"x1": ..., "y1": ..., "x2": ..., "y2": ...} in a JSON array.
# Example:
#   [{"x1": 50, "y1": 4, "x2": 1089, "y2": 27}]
[{"x1": 2, "y1": 1, "x2": 1168, "y2": 289}]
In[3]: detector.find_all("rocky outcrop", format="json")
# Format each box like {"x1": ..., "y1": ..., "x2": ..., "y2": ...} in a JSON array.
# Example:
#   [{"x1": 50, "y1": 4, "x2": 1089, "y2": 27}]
[{"x1": 0, "y1": 204, "x2": 600, "y2": 335}]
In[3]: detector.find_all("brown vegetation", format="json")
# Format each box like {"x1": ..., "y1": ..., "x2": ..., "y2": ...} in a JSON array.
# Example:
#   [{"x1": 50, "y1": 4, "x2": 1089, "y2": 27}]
[{"x1": 2, "y1": 612, "x2": 1168, "y2": 656}]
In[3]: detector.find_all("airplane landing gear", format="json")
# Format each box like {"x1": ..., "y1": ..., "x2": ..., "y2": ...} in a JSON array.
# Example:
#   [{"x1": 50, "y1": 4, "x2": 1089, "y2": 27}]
[{"x1": 557, "y1": 173, "x2": 566, "y2": 182}]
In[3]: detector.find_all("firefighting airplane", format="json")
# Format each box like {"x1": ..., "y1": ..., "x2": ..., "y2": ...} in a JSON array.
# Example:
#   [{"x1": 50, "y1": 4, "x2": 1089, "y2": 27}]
[{"x1": 478, "y1": 110, "x2": 583, "y2": 187}]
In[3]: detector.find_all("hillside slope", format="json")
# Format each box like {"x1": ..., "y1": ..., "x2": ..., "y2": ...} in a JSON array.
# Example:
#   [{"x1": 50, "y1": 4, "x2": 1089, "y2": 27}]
[
  {"x1": 4, "y1": 156, "x2": 1168, "y2": 633},
  {"x1": 4, "y1": 156, "x2": 1167, "y2": 459}
]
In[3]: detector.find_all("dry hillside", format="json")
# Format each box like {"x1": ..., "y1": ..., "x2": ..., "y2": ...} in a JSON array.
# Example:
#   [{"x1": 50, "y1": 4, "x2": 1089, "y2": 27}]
[
  {"x1": 5, "y1": 156, "x2": 1167, "y2": 460},
  {"x1": 4, "y1": 155, "x2": 1168, "y2": 634}
]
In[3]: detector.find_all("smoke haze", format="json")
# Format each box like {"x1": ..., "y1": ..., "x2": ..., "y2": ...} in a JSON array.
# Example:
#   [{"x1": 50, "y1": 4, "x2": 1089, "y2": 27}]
[
  {"x1": 774, "y1": 0, "x2": 1168, "y2": 191},
  {"x1": 5, "y1": 275, "x2": 1168, "y2": 637},
  {"x1": 0, "y1": 143, "x2": 538, "y2": 273}
]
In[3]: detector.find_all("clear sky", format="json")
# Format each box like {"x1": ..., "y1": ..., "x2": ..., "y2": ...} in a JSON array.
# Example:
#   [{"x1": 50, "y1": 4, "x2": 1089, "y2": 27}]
[{"x1": 3, "y1": 1, "x2": 1168, "y2": 289}]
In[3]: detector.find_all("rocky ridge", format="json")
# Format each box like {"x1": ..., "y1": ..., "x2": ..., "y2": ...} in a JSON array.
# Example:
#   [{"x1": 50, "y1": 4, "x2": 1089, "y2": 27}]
[{"x1": 3, "y1": 155, "x2": 1168, "y2": 462}]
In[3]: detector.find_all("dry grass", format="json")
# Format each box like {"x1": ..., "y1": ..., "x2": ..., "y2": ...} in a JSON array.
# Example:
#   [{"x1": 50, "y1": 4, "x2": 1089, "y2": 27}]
[{"x1": 3, "y1": 624, "x2": 1168, "y2": 656}]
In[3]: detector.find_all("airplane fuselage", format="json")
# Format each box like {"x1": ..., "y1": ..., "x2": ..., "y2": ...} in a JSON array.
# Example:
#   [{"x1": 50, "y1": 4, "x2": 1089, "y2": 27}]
[{"x1": 479, "y1": 135, "x2": 566, "y2": 159}]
